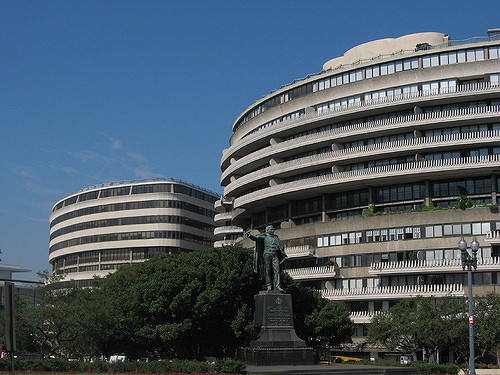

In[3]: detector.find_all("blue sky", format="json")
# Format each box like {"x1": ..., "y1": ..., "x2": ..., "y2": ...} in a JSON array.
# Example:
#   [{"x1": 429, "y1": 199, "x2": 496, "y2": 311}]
[{"x1": 1, "y1": 0, "x2": 499, "y2": 279}]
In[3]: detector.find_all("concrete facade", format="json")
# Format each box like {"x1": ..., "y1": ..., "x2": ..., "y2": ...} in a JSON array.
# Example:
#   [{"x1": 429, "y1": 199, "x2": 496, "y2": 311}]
[
  {"x1": 218, "y1": 31, "x2": 500, "y2": 357},
  {"x1": 48, "y1": 178, "x2": 218, "y2": 286}
]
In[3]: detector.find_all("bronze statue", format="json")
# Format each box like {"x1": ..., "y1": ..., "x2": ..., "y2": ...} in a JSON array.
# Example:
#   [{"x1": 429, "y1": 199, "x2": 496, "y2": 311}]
[{"x1": 246, "y1": 225, "x2": 287, "y2": 293}]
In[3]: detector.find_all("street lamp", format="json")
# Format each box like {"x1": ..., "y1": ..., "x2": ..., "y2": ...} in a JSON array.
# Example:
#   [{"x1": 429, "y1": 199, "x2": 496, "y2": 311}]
[{"x1": 458, "y1": 237, "x2": 479, "y2": 375}]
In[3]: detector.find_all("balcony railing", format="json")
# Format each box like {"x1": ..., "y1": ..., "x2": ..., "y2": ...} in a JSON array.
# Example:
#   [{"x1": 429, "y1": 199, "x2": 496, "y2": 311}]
[
  {"x1": 225, "y1": 128, "x2": 500, "y2": 194},
  {"x1": 321, "y1": 283, "x2": 464, "y2": 301},
  {"x1": 369, "y1": 257, "x2": 500, "y2": 275},
  {"x1": 284, "y1": 245, "x2": 314, "y2": 258},
  {"x1": 286, "y1": 265, "x2": 337, "y2": 280},
  {"x1": 222, "y1": 102, "x2": 500, "y2": 183},
  {"x1": 214, "y1": 239, "x2": 238, "y2": 248},
  {"x1": 234, "y1": 155, "x2": 500, "y2": 208},
  {"x1": 486, "y1": 231, "x2": 500, "y2": 243},
  {"x1": 223, "y1": 82, "x2": 500, "y2": 166},
  {"x1": 213, "y1": 226, "x2": 244, "y2": 237},
  {"x1": 214, "y1": 212, "x2": 233, "y2": 223},
  {"x1": 349, "y1": 311, "x2": 381, "y2": 324}
]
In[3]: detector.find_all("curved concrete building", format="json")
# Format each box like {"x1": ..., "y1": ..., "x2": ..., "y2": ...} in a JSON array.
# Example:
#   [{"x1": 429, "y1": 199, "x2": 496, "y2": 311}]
[
  {"x1": 220, "y1": 31, "x2": 500, "y2": 358},
  {"x1": 49, "y1": 178, "x2": 218, "y2": 286}
]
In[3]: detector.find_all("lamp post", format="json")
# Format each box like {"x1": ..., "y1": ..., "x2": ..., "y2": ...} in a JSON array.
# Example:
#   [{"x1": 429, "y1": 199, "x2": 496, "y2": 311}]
[{"x1": 458, "y1": 237, "x2": 479, "y2": 375}]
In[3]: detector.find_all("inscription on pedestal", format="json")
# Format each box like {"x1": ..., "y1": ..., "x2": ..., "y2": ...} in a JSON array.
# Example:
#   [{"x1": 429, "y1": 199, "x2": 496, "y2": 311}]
[{"x1": 266, "y1": 296, "x2": 292, "y2": 326}]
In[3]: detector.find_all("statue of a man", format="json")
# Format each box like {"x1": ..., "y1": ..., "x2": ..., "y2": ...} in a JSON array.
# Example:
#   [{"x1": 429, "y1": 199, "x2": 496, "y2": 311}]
[{"x1": 246, "y1": 225, "x2": 288, "y2": 293}]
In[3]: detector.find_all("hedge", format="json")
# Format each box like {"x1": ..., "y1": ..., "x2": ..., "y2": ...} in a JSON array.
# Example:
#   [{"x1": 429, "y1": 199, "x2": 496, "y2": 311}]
[{"x1": 0, "y1": 358, "x2": 245, "y2": 374}]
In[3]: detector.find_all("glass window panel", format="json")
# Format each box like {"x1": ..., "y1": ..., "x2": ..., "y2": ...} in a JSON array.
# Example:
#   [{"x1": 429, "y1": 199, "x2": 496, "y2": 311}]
[
  {"x1": 457, "y1": 50, "x2": 466, "y2": 63},
  {"x1": 431, "y1": 54, "x2": 439, "y2": 66},
  {"x1": 489, "y1": 47, "x2": 499, "y2": 59},
  {"x1": 462, "y1": 223, "x2": 472, "y2": 235},
  {"x1": 467, "y1": 50, "x2": 476, "y2": 62},
  {"x1": 395, "y1": 60, "x2": 403, "y2": 72},
  {"x1": 449, "y1": 52, "x2": 457, "y2": 64},
  {"x1": 443, "y1": 224, "x2": 453, "y2": 235},
  {"x1": 440, "y1": 53, "x2": 449, "y2": 65},
  {"x1": 452, "y1": 224, "x2": 462, "y2": 235},
  {"x1": 387, "y1": 62, "x2": 395, "y2": 74},
  {"x1": 481, "y1": 222, "x2": 491, "y2": 234},
  {"x1": 472, "y1": 222, "x2": 481, "y2": 235},
  {"x1": 380, "y1": 64, "x2": 388, "y2": 75},
  {"x1": 366, "y1": 67, "x2": 372, "y2": 79},
  {"x1": 422, "y1": 56, "x2": 431, "y2": 68},
  {"x1": 434, "y1": 225, "x2": 443, "y2": 237},
  {"x1": 475, "y1": 48, "x2": 485, "y2": 61},
  {"x1": 425, "y1": 226, "x2": 434, "y2": 237}
]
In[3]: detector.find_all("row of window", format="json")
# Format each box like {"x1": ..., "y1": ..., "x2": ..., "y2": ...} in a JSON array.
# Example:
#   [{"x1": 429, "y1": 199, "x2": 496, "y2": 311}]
[
  {"x1": 54, "y1": 183, "x2": 218, "y2": 212},
  {"x1": 50, "y1": 215, "x2": 215, "y2": 241},
  {"x1": 234, "y1": 44, "x2": 500, "y2": 132},
  {"x1": 310, "y1": 247, "x2": 494, "y2": 271},
  {"x1": 241, "y1": 75, "x2": 499, "y2": 142},
  {"x1": 316, "y1": 221, "x2": 491, "y2": 248},
  {"x1": 49, "y1": 230, "x2": 213, "y2": 253},
  {"x1": 50, "y1": 199, "x2": 216, "y2": 228},
  {"x1": 52, "y1": 246, "x2": 181, "y2": 270},
  {"x1": 323, "y1": 271, "x2": 500, "y2": 292},
  {"x1": 249, "y1": 175, "x2": 498, "y2": 228},
  {"x1": 259, "y1": 102, "x2": 495, "y2": 167},
  {"x1": 425, "y1": 123, "x2": 500, "y2": 137}
]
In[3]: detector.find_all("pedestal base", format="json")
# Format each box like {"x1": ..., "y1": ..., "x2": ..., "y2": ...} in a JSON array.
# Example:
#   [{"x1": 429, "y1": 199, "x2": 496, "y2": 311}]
[
  {"x1": 238, "y1": 292, "x2": 315, "y2": 365},
  {"x1": 238, "y1": 347, "x2": 315, "y2": 366}
]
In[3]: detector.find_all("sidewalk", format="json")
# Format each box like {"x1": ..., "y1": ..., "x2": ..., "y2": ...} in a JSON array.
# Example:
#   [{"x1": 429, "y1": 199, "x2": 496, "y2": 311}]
[{"x1": 245, "y1": 363, "x2": 418, "y2": 375}]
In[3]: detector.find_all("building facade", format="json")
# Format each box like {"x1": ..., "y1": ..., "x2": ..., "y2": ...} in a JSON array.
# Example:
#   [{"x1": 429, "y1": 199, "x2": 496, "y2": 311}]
[
  {"x1": 218, "y1": 31, "x2": 500, "y2": 358},
  {"x1": 49, "y1": 178, "x2": 218, "y2": 287}
]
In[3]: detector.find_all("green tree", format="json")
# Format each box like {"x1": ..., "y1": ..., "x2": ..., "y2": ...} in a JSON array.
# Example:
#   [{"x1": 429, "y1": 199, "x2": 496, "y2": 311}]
[
  {"x1": 304, "y1": 300, "x2": 355, "y2": 347},
  {"x1": 368, "y1": 296, "x2": 466, "y2": 361},
  {"x1": 475, "y1": 292, "x2": 500, "y2": 364},
  {"x1": 97, "y1": 245, "x2": 262, "y2": 359}
]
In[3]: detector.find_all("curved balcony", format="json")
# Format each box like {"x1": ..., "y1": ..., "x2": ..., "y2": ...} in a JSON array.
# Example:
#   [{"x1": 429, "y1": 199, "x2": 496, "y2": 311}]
[
  {"x1": 485, "y1": 231, "x2": 500, "y2": 244},
  {"x1": 224, "y1": 130, "x2": 500, "y2": 196},
  {"x1": 214, "y1": 212, "x2": 233, "y2": 225},
  {"x1": 350, "y1": 311, "x2": 381, "y2": 324},
  {"x1": 222, "y1": 83, "x2": 500, "y2": 169},
  {"x1": 321, "y1": 283, "x2": 464, "y2": 301},
  {"x1": 214, "y1": 196, "x2": 234, "y2": 213},
  {"x1": 214, "y1": 239, "x2": 239, "y2": 248},
  {"x1": 369, "y1": 257, "x2": 500, "y2": 275},
  {"x1": 222, "y1": 104, "x2": 500, "y2": 184},
  {"x1": 213, "y1": 225, "x2": 244, "y2": 237},
  {"x1": 233, "y1": 155, "x2": 500, "y2": 209},
  {"x1": 284, "y1": 245, "x2": 315, "y2": 258},
  {"x1": 286, "y1": 265, "x2": 337, "y2": 281}
]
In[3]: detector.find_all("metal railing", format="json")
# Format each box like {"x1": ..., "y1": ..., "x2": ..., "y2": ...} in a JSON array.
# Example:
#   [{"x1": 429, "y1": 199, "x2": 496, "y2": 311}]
[
  {"x1": 322, "y1": 283, "x2": 464, "y2": 300},
  {"x1": 286, "y1": 265, "x2": 337, "y2": 279},
  {"x1": 224, "y1": 128, "x2": 500, "y2": 194},
  {"x1": 234, "y1": 154, "x2": 500, "y2": 208},
  {"x1": 222, "y1": 82, "x2": 500, "y2": 174},
  {"x1": 369, "y1": 257, "x2": 500, "y2": 273}
]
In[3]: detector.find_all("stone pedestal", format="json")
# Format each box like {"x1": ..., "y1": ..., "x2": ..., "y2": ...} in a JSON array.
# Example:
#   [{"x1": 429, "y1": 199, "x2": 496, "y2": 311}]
[{"x1": 238, "y1": 292, "x2": 315, "y2": 365}]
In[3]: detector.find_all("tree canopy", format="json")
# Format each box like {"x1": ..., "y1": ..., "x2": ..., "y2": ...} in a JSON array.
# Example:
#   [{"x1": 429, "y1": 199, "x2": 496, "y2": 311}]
[{"x1": 8, "y1": 245, "x2": 354, "y2": 360}]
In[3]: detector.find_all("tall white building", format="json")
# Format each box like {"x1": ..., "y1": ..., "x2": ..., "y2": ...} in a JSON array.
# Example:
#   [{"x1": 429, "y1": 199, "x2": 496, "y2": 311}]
[
  {"x1": 218, "y1": 30, "x2": 500, "y2": 358},
  {"x1": 49, "y1": 178, "x2": 218, "y2": 287}
]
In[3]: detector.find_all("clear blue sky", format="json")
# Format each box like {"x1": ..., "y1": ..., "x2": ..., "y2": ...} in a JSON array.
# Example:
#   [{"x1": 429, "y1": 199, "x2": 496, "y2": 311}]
[{"x1": 1, "y1": 0, "x2": 499, "y2": 279}]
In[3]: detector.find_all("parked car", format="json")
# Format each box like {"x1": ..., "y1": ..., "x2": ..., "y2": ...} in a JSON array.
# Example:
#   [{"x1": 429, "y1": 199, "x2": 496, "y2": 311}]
[
  {"x1": 320, "y1": 355, "x2": 362, "y2": 364},
  {"x1": 400, "y1": 355, "x2": 412, "y2": 365}
]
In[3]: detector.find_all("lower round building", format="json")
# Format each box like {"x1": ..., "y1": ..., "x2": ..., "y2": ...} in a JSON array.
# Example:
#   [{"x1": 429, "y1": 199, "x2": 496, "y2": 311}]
[
  {"x1": 219, "y1": 30, "x2": 500, "y2": 360},
  {"x1": 48, "y1": 178, "x2": 218, "y2": 287}
]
